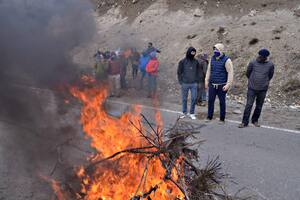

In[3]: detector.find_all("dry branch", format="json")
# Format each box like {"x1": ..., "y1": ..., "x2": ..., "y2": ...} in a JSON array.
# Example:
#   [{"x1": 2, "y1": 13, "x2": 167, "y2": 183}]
[{"x1": 76, "y1": 115, "x2": 247, "y2": 200}]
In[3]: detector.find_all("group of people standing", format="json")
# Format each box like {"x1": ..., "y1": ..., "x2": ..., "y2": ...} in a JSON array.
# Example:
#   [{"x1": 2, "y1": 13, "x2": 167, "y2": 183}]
[
  {"x1": 178, "y1": 43, "x2": 274, "y2": 128},
  {"x1": 94, "y1": 42, "x2": 275, "y2": 128},
  {"x1": 93, "y1": 42, "x2": 160, "y2": 98}
]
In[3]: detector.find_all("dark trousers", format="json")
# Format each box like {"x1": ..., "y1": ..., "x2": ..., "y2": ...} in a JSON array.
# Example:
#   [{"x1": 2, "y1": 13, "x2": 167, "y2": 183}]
[
  {"x1": 132, "y1": 64, "x2": 138, "y2": 79},
  {"x1": 207, "y1": 84, "x2": 227, "y2": 121},
  {"x1": 242, "y1": 89, "x2": 267, "y2": 126},
  {"x1": 181, "y1": 83, "x2": 197, "y2": 114}
]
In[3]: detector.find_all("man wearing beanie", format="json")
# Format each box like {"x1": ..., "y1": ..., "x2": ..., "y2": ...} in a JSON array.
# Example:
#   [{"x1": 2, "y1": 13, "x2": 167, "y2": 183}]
[
  {"x1": 177, "y1": 47, "x2": 200, "y2": 120},
  {"x1": 239, "y1": 48, "x2": 275, "y2": 128},
  {"x1": 205, "y1": 43, "x2": 234, "y2": 123}
]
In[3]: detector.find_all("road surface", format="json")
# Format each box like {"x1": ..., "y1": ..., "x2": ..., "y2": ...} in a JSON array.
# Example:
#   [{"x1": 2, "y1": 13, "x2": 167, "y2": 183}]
[
  {"x1": 107, "y1": 100, "x2": 300, "y2": 200},
  {"x1": 0, "y1": 87, "x2": 299, "y2": 200}
]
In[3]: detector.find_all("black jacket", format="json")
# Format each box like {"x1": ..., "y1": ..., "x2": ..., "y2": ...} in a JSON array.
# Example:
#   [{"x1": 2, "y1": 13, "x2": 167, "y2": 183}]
[
  {"x1": 247, "y1": 57, "x2": 274, "y2": 91},
  {"x1": 197, "y1": 58, "x2": 208, "y2": 84},
  {"x1": 177, "y1": 47, "x2": 200, "y2": 84}
]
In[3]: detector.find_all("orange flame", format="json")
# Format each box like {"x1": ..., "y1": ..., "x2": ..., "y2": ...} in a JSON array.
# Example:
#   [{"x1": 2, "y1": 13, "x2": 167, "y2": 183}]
[
  {"x1": 69, "y1": 85, "x2": 184, "y2": 200},
  {"x1": 41, "y1": 176, "x2": 67, "y2": 200}
]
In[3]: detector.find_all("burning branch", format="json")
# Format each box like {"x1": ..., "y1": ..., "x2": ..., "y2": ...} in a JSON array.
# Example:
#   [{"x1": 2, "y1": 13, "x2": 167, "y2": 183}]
[{"x1": 51, "y1": 85, "x2": 250, "y2": 200}]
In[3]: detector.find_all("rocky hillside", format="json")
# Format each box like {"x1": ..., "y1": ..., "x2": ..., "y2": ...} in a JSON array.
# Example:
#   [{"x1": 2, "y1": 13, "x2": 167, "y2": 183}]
[{"x1": 75, "y1": 0, "x2": 300, "y2": 108}]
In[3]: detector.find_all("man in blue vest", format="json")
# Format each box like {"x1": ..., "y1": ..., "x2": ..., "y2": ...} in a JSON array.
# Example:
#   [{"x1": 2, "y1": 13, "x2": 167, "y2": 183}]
[{"x1": 205, "y1": 43, "x2": 234, "y2": 123}]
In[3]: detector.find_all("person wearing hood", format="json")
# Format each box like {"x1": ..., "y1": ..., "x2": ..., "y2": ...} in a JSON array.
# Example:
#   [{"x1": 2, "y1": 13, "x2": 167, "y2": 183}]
[
  {"x1": 239, "y1": 49, "x2": 274, "y2": 128},
  {"x1": 146, "y1": 51, "x2": 159, "y2": 98},
  {"x1": 205, "y1": 43, "x2": 234, "y2": 123},
  {"x1": 177, "y1": 47, "x2": 200, "y2": 120}
]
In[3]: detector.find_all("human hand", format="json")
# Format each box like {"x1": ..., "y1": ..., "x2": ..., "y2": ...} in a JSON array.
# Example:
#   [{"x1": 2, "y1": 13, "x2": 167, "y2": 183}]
[{"x1": 223, "y1": 84, "x2": 230, "y2": 91}]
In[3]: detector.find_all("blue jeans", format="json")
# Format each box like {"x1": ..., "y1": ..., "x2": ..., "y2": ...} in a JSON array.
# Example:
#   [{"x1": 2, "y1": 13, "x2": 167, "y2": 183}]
[
  {"x1": 181, "y1": 83, "x2": 197, "y2": 114},
  {"x1": 148, "y1": 74, "x2": 157, "y2": 96},
  {"x1": 207, "y1": 83, "x2": 227, "y2": 120},
  {"x1": 242, "y1": 89, "x2": 267, "y2": 125}
]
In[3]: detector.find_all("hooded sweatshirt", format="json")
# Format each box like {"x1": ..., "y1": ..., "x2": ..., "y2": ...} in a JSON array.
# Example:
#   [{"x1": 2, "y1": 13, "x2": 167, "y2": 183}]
[
  {"x1": 177, "y1": 47, "x2": 200, "y2": 84},
  {"x1": 205, "y1": 43, "x2": 234, "y2": 87}
]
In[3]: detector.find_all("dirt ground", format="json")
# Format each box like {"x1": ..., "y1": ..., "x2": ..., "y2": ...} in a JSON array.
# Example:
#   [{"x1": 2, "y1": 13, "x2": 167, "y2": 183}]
[{"x1": 73, "y1": 0, "x2": 300, "y2": 128}]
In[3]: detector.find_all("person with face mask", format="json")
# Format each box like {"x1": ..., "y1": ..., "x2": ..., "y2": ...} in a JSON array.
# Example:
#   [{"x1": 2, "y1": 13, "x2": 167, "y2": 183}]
[
  {"x1": 205, "y1": 43, "x2": 234, "y2": 123},
  {"x1": 177, "y1": 47, "x2": 200, "y2": 120}
]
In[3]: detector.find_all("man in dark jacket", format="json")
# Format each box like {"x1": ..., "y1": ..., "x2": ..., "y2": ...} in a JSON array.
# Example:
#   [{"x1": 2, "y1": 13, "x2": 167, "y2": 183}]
[
  {"x1": 239, "y1": 49, "x2": 274, "y2": 128},
  {"x1": 177, "y1": 47, "x2": 200, "y2": 120}
]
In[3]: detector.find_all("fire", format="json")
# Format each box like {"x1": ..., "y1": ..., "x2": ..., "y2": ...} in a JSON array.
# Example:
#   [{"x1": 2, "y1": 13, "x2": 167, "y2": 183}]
[
  {"x1": 69, "y1": 84, "x2": 184, "y2": 200},
  {"x1": 41, "y1": 175, "x2": 67, "y2": 200}
]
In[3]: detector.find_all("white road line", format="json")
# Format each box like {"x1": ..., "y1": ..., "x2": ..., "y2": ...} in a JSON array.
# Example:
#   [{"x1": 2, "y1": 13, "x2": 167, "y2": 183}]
[
  {"x1": 13, "y1": 84, "x2": 300, "y2": 135},
  {"x1": 107, "y1": 100, "x2": 300, "y2": 135}
]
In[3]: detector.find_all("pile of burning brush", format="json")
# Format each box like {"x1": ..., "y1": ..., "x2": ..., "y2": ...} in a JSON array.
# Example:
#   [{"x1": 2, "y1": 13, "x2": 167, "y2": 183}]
[{"x1": 49, "y1": 82, "x2": 248, "y2": 200}]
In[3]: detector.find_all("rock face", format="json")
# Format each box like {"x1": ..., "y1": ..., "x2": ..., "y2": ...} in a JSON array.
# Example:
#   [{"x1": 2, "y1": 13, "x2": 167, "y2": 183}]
[{"x1": 79, "y1": 0, "x2": 300, "y2": 106}]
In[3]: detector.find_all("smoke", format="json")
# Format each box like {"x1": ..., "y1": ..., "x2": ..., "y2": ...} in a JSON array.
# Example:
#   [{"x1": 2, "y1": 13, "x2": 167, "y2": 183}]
[
  {"x1": 0, "y1": 0, "x2": 95, "y2": 121},
  {"x1": 0, "y1": 0, "x2": 96, "y2": 194},
  {"x1": 0, "y1": 0, "x2": 94, "y2": 85}
]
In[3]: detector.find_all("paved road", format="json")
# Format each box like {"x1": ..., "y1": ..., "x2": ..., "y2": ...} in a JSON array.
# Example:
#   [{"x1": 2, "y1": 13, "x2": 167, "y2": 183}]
[
  {"x1": 1, "y1": 85, "x2": 299, "y2": 200},
  {"x1": 107, "y1": 100, "x2": 300, "y2": 200}
]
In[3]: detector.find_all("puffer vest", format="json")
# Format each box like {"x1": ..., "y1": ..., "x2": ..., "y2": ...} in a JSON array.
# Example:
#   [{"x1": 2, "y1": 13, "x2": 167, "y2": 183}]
[{"x1": 210, "y1": 55, "x2": 229, "y2": 84}]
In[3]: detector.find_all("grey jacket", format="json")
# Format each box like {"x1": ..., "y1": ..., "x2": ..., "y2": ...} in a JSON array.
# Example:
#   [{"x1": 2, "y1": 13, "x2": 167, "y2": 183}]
[{"x1": 247, "y1": 58, "x2": 274, "y2": 91}]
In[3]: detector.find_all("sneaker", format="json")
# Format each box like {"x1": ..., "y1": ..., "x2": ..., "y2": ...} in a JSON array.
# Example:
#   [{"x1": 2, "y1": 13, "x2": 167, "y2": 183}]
[
  {"x1": 205, "y1": 117, "x2": 212, "y2": 122},
  {"x1": 179, "y1": 113, "x2": 187, "y2": 119},
  {"x1": 252, "y1": 122, "x2": 261, "y2": 127},
  {"x1": 238, "y1": 123, "x2": 248, "y2": 128},
  {"x1": 190, "y1": 114, "x2": 197, "y2": 120},
  {"x1": 219, "y1": 119, "x2": 225, "y2": 124}
]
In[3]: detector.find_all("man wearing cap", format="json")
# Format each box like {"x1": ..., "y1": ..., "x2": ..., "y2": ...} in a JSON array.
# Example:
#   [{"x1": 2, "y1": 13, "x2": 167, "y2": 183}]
[
  {"x1": 239, "y1": 49, "x2": 275, "y2": 128},
  {"x1": 205, "y1": 43, "x2": 234, "y2": 123}
]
